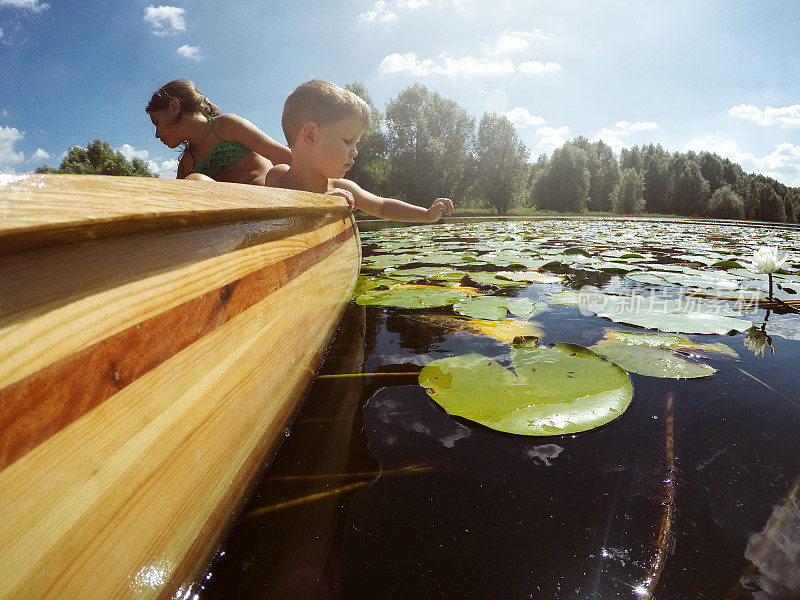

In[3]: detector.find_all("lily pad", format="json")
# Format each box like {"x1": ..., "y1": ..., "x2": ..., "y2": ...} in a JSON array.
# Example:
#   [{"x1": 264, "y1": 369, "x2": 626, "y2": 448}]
[
  {"x1": 464, "y1": 272, "x2": 529, "y2": 288},
  {"x1": 355, "y1": 284, "x2": 477, "y2": 309},
  {"x1": 589, "y1": 329, "x2": 738, "y2": 378},
  {"x1": 453, "y1": 296, "x2": 547, "y2": 320},
  {"x1": 585, "y1": 295, "x2": 752, "y2": 334},
  {"x1": 351, "y1": 275, "x2": 403, "y2": 299},
  {"x1": 496, "y1": 270, "x2": 564, "y2": 284},
  {"x1": 547, "y1": 291, "x2": 582, "y2": 305},
  {"x1": 409, "y1": 314, "x2": 543, "y2": 344},
  {"x1": 418, "y1": 341, "x2": 633, "y2": 436}
]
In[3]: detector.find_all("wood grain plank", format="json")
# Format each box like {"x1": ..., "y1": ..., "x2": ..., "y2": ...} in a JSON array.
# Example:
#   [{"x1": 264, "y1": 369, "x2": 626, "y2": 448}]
[
  {"x1": 0, "y1": 221, "x2": 356, "y2": 470},
  {"x1": 0, "y1": 230, "x2": 359, "y2": 600},
  {"x1": 0, "y1": 217, "x2": 353, "y2": 391}
]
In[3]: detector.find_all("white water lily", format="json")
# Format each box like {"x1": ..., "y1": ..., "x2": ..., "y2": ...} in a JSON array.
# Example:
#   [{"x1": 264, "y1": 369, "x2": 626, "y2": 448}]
[{"x1": 744, "y1": 246, "x2": 786, "y2": 274}]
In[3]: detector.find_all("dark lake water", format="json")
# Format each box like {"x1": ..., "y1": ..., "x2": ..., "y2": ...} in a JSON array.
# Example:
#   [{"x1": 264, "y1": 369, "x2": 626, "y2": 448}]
[{"x1": 197, "y1": 217, "x2": 800, "y2": 600}]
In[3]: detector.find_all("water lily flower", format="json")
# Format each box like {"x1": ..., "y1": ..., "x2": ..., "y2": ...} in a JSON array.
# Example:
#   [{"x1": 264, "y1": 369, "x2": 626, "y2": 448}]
[
  {"x1": 744, "y1": 246, "x2": 786, "y2": 274},
  {"x1": 743, "y1": 326, "x2": 774, "y2": 357},
  {"x1": 744, "y1": 246, "x2": 786, "y2": 299}
]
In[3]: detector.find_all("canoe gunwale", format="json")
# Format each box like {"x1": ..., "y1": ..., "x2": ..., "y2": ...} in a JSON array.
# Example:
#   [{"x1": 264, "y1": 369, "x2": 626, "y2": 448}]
[{"x1": 0, "y1": 174, "x2": 353, "y2": 254}]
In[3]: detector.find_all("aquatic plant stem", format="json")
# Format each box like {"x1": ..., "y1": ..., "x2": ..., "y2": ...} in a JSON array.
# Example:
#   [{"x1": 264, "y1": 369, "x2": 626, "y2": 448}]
[
  {"x1": 316, "y1": 371, "x2": 420, "y2": 379},
  {"x1": 636, "y1": 392, "x2": 676, "y2": 597}
]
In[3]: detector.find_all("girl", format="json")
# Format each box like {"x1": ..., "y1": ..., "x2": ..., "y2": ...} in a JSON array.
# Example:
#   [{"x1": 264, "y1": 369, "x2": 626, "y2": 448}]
[{"x1": 146, "y1": 79, "x2": 291, "y2": 185}]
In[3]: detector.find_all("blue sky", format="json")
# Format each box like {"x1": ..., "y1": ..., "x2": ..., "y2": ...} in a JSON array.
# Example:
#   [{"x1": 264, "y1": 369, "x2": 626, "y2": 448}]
[{"x1": 1, "y1": 0, "x2": 799, "y2": 186}]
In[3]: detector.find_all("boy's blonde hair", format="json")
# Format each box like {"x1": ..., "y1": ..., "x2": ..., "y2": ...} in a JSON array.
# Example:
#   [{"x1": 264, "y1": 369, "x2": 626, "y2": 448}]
[{"x1": 282, "y1": 79, "x2": 371, "y2": 146}]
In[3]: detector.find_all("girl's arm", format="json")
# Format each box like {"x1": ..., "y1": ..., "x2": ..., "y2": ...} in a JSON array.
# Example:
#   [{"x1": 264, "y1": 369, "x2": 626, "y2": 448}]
[
  {"x1": 332, "y1": 178, "x2": 453, "y2": 222},
  {"x1": 218, "y1": 114, "x2": 292, "y2": 166}
]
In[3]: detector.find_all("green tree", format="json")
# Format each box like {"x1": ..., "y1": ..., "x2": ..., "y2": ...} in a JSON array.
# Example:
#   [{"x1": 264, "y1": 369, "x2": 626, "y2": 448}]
[
  {"x1": 35, "y1": 139, "x2": 158, "y2": 177},
  {"x1": 345, "y1": 82, "x2": 389, "y2": 195},
  {"x1": 762, "y1": 188, "x2": 787, "y2": 222},
  {"x1": 640, "y1": 144, "x2": 670, "y2": 214},
  {"x1": 593, "y1": 141, "x2": 619, "y2": 211},
  {"x1": 698, "y1": 152, "x2": 726, "y2": 195},
  {"x1": 706, "y1": 185, "x2": 744, "y2": 219},
  {"x1": 532, "y1": 142, "x2": 590, "y2": 212},
  {"x1": 474, "y1": 113, "x2": 530, "y2": 215},
  {"x1": 612, "y1": 168, "x2": 645, "y2": 214},
  {"x1": 668, "y1": 155, "x2": 709, "y2": 216},
  {"x1": 384, "y1": 84, "x2": 475, "y2": 205}
]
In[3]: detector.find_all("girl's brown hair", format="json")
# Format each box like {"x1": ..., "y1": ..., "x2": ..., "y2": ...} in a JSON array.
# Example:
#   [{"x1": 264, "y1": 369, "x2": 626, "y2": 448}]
[{"x1": 146, "y1": 79, "x2": 220, "y2": 119}]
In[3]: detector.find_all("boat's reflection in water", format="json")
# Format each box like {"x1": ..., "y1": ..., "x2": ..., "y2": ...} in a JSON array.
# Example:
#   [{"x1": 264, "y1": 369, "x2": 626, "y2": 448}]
[{"x1": 200, "y1": 304, "x2": 382, "y2": 598}]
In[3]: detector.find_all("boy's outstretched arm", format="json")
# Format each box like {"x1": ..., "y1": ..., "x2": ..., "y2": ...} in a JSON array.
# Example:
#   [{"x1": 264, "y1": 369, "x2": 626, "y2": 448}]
[{"x1": 332, "y1": 178, "x2": 453, "y2": 222}]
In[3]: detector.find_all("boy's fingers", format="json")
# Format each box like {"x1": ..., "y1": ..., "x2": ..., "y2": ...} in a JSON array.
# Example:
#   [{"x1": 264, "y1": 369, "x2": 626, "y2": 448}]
[{"x1": 436, "y1": 198, "x2": 454, "y2": 215}]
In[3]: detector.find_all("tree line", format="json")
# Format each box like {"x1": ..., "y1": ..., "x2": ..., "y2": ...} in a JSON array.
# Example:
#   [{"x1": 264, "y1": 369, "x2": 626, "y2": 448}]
[
  {"x1": 36, "y1": 139, "x2": 157, "y2": 177},
  {"x1": 346, "y1": 83, "x2": 800, "y2": 223},
  {"x1": 35, "y1": 84, "x2": 800, "y2": 224}
]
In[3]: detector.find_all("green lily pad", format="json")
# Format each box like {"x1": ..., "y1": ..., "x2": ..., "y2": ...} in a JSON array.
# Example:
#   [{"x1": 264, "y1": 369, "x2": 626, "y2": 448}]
[
  {"x1": 495, "y1": 270, "x2": 564, "y2": 284},
  {"x1": 453, "y1": 296, "x2": 547, "y2": 320},
  {"x1": 547, "y1": 291, "x2": 582, "y2": 305},
  {"x1": 351, "y1": 275, "x2": 403, "y2": 299},
  {"x1": 463, "y1": 272, "x2": 529, "y2": 288},
  {"x1": 589, "y1": 329, "x2": 738, "y2": 378},
  {"x1": 355, "y1": 284, "x2": 476, "y2": 309},
  {"x1": 418, "y1": 341, "x2": 633, "y2": 436},
  {"x1": 564, "y1": 247, "x2": 593, "y2": 257},
  {"x1": 585, "y1": 295, "x2": 752, "y2": 334},
  {"x1": 385, "y1": 266, "x2": 467, "y2": 281}
]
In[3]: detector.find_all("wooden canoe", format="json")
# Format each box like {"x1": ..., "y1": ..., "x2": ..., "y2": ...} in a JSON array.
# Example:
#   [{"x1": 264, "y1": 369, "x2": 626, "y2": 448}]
[{"x1": 0, "y1": 174, "x2": 361, "y2": 599}]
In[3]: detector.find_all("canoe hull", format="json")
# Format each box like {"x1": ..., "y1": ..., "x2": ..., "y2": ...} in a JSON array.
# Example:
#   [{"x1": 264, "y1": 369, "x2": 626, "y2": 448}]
[{"x1": 0, "y1": 175, "x2": 361, "y2": 599}]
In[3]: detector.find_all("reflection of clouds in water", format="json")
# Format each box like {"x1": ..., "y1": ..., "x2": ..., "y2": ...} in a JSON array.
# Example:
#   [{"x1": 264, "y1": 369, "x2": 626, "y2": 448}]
[
  {"x1": 741, "y1": 491, "x2": 800, "y2": 599},
  {"x1": 762, "y1": 317, "x2": 800, "y2": 342},
  {"x1": 364, "y1": 391, "x2": 471, "y2": 455},
  {"x1": 524, "y1": 444, "x2": 564, "y2": 466}
]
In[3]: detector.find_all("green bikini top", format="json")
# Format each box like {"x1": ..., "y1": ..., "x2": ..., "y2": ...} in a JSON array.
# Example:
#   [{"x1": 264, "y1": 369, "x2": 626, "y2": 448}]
[{"x1": 191, "y1": 115, "x2": 250, "y2": 178}]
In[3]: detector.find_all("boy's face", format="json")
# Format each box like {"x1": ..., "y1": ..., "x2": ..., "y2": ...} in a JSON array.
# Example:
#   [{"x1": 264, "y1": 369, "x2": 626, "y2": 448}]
[{"x1": 312, "y1": 116, "x2": 368, "y2": 179}]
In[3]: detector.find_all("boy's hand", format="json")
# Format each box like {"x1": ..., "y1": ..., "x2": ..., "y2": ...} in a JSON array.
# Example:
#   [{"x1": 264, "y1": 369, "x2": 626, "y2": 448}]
[
  {"x1": 426, "y1": 198, "x2": 454, "y2": 221},
  {"x1": 326, "y1": 187, "x2": 356, "y2": 212}
]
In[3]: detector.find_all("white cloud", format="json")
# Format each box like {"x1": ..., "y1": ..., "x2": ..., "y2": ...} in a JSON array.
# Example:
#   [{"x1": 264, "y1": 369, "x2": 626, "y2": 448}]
[
  {"x1": 535, "y1": 125, "x2": 570, "y2": 155},
  {"x1": 379, "y1": 52, "x2": 435, "y2": 76},
  {"x1": 518, "y1": 60, "x2": 562, "y2": 75},
  {"x1": 504, "y1": 106, "x2": 546, "y2": 128},
  {"x1": 0, "y1": 0, "x2": 49, "y2": 12},
  {"x1": 1, "y1": 108, "x2": 7, "y2": 117},
  {"x1": 115, "y1": 143, "x2": 178, "y2": 178},
  {"x1": 728, "y1": 104, "x2": 800, "y2": 128},
  {"x1": 176, "y1": 44, "x2": 202, "y2": 61},
  {"x1": 28, "y1": 147, "x2": 49, "y2": 162},
  {"x1": 151, "y1": 158, "x2": 179, "y2": 178},
  {"x1": 144, "y1": 5, "x2": 186, "y2": 36},
  {"x1": 486, "y1": 29, "x2": 550, "y2": 56},
  {"x1": 396, "y1": 0, "x2": 429, "y2": 8},
  {"x1": 591, "y1": 120, "x2": 660, "y2": 154},
  {"x1": 379, "y1": 52, "x2": 514, "y2": 77},
  {"x1": 615, "y1": 120, "x2": 658, "y2": 131},
  {"x1": 358, "y1": 0, "x2": 398, "y2": 24},
  {"x1": 0, "y1": 125, "x2": 25, "y2": 173},
  {"x1": 440, "y1": 54, "x2": 515, "y2": 77},
  {"x1": 380, "y1": 52, "x2": 558, "y2": 78},
  {"x1": 117, "y1": 144, "x2": 149, "y2": 162},
  {"x1": 684, "y1": 135, "x2": 800, "y2": 187}
]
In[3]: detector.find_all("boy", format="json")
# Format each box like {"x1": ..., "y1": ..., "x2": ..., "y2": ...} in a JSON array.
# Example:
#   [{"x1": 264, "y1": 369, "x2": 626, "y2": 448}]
[{"x1": 269, "y1": 79, "x2": 454, "y2": 222}]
